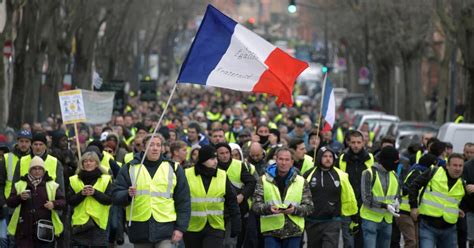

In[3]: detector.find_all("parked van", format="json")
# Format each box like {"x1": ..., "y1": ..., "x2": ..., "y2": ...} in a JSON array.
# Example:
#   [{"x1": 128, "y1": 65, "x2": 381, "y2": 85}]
[{"x1": 437, "y1": 123, "x2": 474, "y2": 153}]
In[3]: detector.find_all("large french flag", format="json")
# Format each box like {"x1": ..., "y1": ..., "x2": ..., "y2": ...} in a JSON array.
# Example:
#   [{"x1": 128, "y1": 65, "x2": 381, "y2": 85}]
[
  {"x1": 321, "y1": 76, "x2": 336, "y2": 132},
  {"x1": 177, "y1": 5, "x2": 308, "y2": 106}
]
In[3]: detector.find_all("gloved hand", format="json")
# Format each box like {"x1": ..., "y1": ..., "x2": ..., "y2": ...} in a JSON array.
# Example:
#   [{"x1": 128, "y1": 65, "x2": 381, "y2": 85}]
[
  {"x1": 393, "y1": 199, "x2": 400, "y2": 212},
  {"x1": 349, "y1": 221, "x2": 359, "y2": 235},
  {"x1": 386, "y1": 204, "x2": 400, "y2": 217}
]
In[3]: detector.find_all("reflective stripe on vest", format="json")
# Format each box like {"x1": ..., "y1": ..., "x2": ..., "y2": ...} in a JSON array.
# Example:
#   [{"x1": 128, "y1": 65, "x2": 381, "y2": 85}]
[
  {"x1": 339, "y1": 153, "x2": 374, "y2": 172},
  {"x1": 20, "y1": 155, "x2": 58, "y2": 180},
  {"x1": 126, "y1": 161, "x2": 177, "y2": 222},
  {"x1": 4, "y1": 153, "x2": 19, "y2": 198},
  {"x1": 360, "y1": 169, "x2": 399, "y2": 224},
  {"x1": 186, "y1": 167, "x2": 226, "y2": 232},
  {"x1": 70, "y1": 174, "x2": 112, "y2": 229},
  {"x1": 8, "y1": 180, "x2": 63, "y2": 236},
  {"x1": 226, "y1": 159, "x2": 243, "y2": 189},
  {"x1": 260, "y1": 174, "x2": 305, "y2": 233},
  {"x1": 418, "y1": 168, "x2": 464, "y2": 224}
]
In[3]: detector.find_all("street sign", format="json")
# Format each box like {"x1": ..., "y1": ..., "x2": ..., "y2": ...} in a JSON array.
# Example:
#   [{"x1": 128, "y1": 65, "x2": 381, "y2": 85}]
[
  {"x1": 358, "y1": 66, "x2": 370, "y2": 85},
  {"x1": 3, "y1": 40, "x2": 12, "y2": 57}
]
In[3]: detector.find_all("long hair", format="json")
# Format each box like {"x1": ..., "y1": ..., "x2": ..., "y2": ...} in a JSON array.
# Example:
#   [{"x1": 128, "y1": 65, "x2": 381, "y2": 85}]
[{"x1": 76, "y1": 152, "x2": 108, "y2": 174}]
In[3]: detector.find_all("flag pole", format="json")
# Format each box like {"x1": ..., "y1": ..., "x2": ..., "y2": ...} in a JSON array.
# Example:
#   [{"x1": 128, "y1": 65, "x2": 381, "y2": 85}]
[
  {"x1": 128, "y1": 82, "x2": 178, "y2": 226},
  {"x1": 313, "y1": 73, "x2": 328, "y2": 162}
]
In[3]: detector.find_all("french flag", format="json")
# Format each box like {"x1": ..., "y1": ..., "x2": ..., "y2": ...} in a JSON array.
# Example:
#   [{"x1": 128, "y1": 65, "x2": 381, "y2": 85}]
[
  {"x1": 321, "y1": 76, "x2": 336, "y2": 132},
  {"x1": 177, "y1": 5, "x2": 308, "y2": 106}
]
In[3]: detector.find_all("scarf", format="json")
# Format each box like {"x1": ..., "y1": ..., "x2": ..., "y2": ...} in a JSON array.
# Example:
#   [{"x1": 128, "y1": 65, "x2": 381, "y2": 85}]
[
  {"x1": 78, "y1": 168, "x2": 102, "y2": 185},
  {"x1": 28, "y1": 174, "x2": 43, "y2": 189}
]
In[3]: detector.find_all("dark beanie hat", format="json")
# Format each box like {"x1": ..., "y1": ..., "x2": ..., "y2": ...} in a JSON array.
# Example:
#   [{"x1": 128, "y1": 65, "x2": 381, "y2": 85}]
[
  {"x1": 32, "y1": 132, "x2": 47, "y2": 145},
  {"x1": 419, "y1": 154, "x2": 438, "y2": 167},
  {"x1": 198, "y1": 145, "x2": 217, "y2": 164},
  {"x1": 379, "y1": 146, "x2": 399, "y2": 170},
  {"x1": 215, "y1": 142, "x2": 231, "y2": 153}
]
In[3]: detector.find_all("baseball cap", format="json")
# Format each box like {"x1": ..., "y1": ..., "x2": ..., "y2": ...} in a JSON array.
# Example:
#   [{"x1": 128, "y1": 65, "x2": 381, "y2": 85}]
[{"x1": 17, "y1": 129, "x2": 32, "y2": 140}]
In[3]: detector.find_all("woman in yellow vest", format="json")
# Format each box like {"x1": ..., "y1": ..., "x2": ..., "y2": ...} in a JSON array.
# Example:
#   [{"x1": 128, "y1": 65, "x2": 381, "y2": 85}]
[
  {"x1": 360, "y1": 146, "x2": 401, "y2": 248},
  {"x1": 68, "y1": 151, "x2": 112, "y2": 247},
  {"x1": 7, "y1": 156, "x2": 66, "y2": 247},
  {"x1": 184, "y1": 145, "x2": 241, "y2": 248}
]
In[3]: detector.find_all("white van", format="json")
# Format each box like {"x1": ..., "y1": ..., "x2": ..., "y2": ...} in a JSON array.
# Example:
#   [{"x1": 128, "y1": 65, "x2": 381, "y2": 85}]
[{"x1": 437, "y1": 122, "x2": 474, "y2": 153}]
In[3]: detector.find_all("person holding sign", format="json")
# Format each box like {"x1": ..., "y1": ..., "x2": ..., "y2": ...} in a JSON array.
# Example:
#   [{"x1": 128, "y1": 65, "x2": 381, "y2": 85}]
[{"x1": 112, "y1": 134, "x2": 191, "y2": 247}]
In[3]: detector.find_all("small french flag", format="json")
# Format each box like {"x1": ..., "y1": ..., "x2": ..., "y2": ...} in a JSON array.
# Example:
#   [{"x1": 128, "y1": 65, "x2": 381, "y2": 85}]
[
  {"x1": 321, "y1": 76, "x2": 336, "y2": 132},
  {"x1": 177, "y1": 5, "x2": 308, "y2": 106}
]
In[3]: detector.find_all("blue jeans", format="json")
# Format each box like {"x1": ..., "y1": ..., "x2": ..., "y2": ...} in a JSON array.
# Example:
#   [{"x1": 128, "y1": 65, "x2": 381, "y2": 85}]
[
  {"x1": 264, "y1": 236, "x2": 301, "y2": 248},
  {"x1": 419, "y1": 219, "x2": 457, "y2": 248},
  {"x1": 361, "y1": 219, "x2": 391, "y2": 248}
]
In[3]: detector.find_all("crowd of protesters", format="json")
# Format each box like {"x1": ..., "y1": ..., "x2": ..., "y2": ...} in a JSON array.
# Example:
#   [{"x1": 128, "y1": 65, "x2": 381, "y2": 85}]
[{"x1": 0, "y1": 83, "x2": 472, "y2": 248}]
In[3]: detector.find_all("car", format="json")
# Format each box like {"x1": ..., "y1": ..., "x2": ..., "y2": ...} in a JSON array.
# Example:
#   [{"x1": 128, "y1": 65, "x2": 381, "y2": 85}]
[
  {"x1": 387, "y1": 122, "x2": 439, "y2": 149},
  {"x1": 437, "y1": 122, "x2": 474, "y2": 153},
  {"x1": 337, "y1": 94, "x2": 379, "y2": 121},
  {"x1": 351, "y1": 110, "x2": 386, "y2": 127}
]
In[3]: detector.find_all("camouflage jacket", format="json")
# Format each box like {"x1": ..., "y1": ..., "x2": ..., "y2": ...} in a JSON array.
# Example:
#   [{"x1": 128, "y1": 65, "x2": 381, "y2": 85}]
[{"x1": 252, "y1": 165, "x2": 314, "y2": 239}]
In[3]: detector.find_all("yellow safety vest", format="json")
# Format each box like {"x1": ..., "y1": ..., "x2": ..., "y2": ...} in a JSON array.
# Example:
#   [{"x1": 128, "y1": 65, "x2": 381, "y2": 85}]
[
  {"x1": 69, "y1": 174, "x2": 112, "y2": 230},
  {"x1": 225, "y1": 132, "x2": 237, "y2": 143},
  {"x1": 124, "y1": 152, "x2": 134, "y2": 164},
  {"x1": 226, "y1": 159, "x2": 243, "y2": 189},
  {"x1": 20, "y1": 155, "x2": 58, "y2": 181},
  {"x1": 360, "y1": 168, "x2": 399, "y2": 224},
  {"x1": 260, "y1": 174, "x2": 305, "y2": 233},
  {"x1": 400, "y1": 170, "x2": 416, "y2": 212},
  {"x1": 306, "y1": 167, "x2": 358, "y2": 216},
  {"x1": 185, "y1": 167, "x2": 226, "y2": 232},
  {"x1": 300, "y1": 155, "x2": 314, "y2": 175},
  {"x1": 419, "y1": 168, "x2": 464, "y2": 224},
  {"x1": 101, "y1": 151, "x2": 114, "y2": 171},
  {"x1": 126, "y1": 161, "x2": 178, "y2": 222},
  {"x1": 415, "y1": 150, "x2": 423, "y2": 164},
  {"x1": 4, "y1": 152, "x2": 20, "y2": 198},
  {"x1": 339, "y1": 153, "x2": 374, "y2": 172},
  {"x1": 206, "y1": 111, "x2": 221, "y2": 122},
  {"x1": 336, "y1": 127, "x2": 345, "y2": 144},
  {"x1": 8, "y1": 180, "x2": 63, "y2": 236}
]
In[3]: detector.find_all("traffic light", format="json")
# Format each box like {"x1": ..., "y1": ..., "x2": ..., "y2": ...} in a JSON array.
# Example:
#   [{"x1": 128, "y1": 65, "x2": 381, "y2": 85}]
[
  {"x1": 288, "y1": 0, "x2": 296, "y2": 13},
  {"x1": 322, "y1": 66, "x2": 328, "y2": 74}
]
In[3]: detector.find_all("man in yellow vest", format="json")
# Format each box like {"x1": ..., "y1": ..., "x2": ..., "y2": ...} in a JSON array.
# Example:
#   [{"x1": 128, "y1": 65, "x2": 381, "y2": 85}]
[
  {"x1": 0, "y1": 130, "x2": 32, "y2": 208},
  {"x1": 288, "y1": 139, "x2": 314, "y2": 175},
  {"x1": 409, "y1": 153, "x2": 465, "y2": 247},
  {"x1": 360, "y1": 146, "x2": 401, "y2": 247},
  {"x1": 210, "y1": 128, "x2": 226, "y2": 147},
  {"x1": 183, "y1": 145, "x2": 241, "y2": 248},
  {"x1": 304, "y1": 146, "x2": 357, "y2": 248},
  {"x1": 214, "y1": 142, "x2": 256, "y2": 247},
  {"x1": 414, "y1": 132, "x2": 435, "y2": 164},
  {"x1": 112, "y1": 134, "x2": 191, "y2": 247},
  {"x1": 13, "y1": 133, "x2": 65, "y2": 194},
  {"x1": 252, "y1": 147, "x2": 313, "y2": 248},
  {"x1": 338, "y1": 130, "x2": 374, "y2": 248}
]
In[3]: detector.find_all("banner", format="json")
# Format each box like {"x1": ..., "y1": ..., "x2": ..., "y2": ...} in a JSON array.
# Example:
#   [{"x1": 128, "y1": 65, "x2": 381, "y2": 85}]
[{"x1": 59, "y1": 89, "x2": 115, "y2": 124}]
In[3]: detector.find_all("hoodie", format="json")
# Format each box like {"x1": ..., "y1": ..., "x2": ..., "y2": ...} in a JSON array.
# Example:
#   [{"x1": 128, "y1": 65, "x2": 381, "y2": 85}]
[{"x1": 304, "y1": 147, "x2": 342, "y2": 221}]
